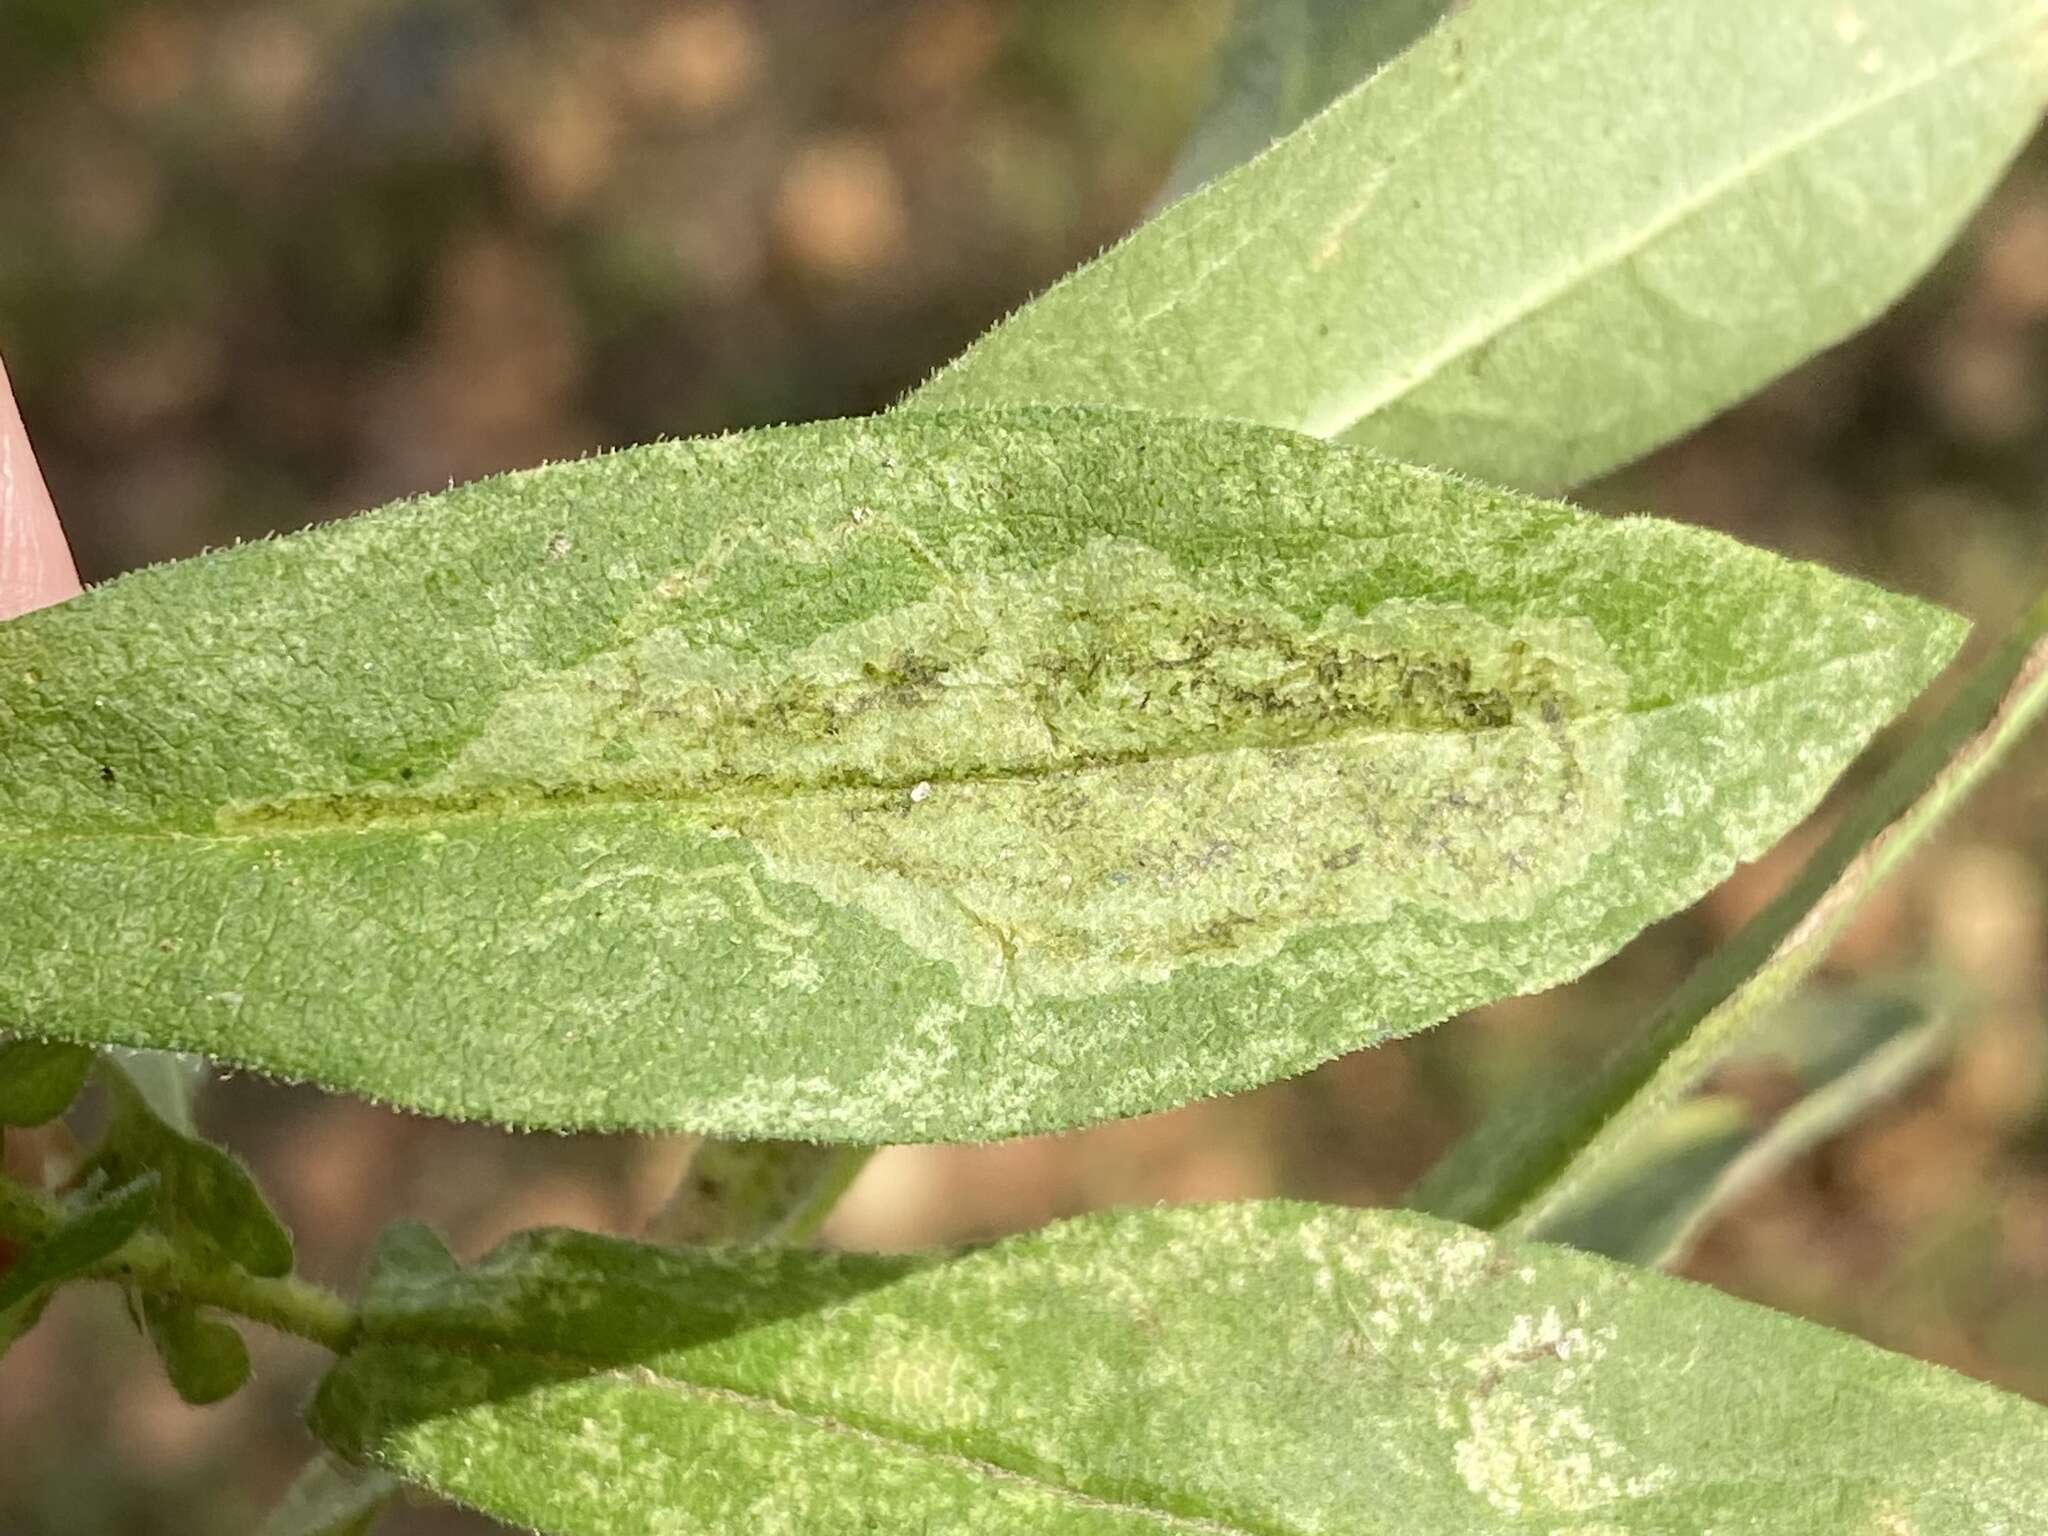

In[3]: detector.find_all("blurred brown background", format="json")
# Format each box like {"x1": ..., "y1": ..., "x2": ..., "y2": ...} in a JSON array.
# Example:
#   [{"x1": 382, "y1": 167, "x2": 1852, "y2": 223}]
[{"x1": 2, "y1": 3, "x2": 2046, "y2": 1532}]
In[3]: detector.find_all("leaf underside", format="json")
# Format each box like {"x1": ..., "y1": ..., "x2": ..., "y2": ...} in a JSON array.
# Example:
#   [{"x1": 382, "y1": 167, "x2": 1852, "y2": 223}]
[
  {"x1": 913, "y1": 0, "x2": 2048, "y2": 493},
  {"x1": 309, "y1": 1203, "x2": 2048, "y2": 1536},
  {"x1": 0, "y1": 408, "x2": 1960, "y2": 1138}
]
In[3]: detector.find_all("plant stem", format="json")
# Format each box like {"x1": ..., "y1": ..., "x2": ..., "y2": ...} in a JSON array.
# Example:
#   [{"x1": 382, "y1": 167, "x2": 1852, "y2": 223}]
[
  {"x1": 1410, "y1": 586, "x2": 2048, "y2": 1233},
  {"x1": 93, "y1": 1232, "x2": 360, "y2": 1353},
  {"x1": 0, "y1": 1175, "x2": 357, "y2": 1353},
  {"x1": 647, "y1": 1139, "x2": 875, "y2": 1248}
]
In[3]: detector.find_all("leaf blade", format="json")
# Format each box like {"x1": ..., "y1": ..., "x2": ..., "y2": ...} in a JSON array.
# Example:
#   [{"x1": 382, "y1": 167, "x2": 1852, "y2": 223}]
[
  {"x1": 912, "y1": 0, "x2": 2048, "y2": 490},
  {"x1": 308, "y1": 1203, "x2": 2048, "y2": 1535},
  {"x1": 0, "y1": 408, "x2": 1962, "y2": 1137}
]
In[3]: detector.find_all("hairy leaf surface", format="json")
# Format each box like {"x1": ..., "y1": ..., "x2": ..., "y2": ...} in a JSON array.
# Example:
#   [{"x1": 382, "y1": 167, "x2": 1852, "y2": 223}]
[
  {"x1": 309, "y1": 1203, "x2": 2048, "y2": 1534},
  {"x1": 914, "y1": 0, "x2": 2048, "y2": 491},
  {"x1": 0, "y1": 408, "x2": 1959, "y2": 1136}
]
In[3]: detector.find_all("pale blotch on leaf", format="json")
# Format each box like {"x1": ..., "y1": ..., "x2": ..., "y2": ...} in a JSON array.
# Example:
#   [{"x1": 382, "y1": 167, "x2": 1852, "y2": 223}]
[
  {"x1": 1444, "y1": 1307, "x2": 1675, "y2": 1522},
  {"x1": 230, "y1": 537, "x2": 1635, "y2": 1005}
]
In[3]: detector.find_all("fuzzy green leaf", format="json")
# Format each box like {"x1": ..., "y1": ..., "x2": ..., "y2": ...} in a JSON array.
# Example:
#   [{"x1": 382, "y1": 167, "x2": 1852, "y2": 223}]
[
  {"x1": 92, "y1": 1061, "x2": 293, "y2": 1276},
  {"x1": 1152, "y1": 0, "x2": 1451, "y2": 206},
  {"x1": 0, "y1": 1039, "x2": 94, "y2": 1125},
  {"x1": 308, "y1": 1203, "x2": 2048, "y2": 1534},
  {"x1": 913, "y1": 0, "x2": 2048, "y2": 491},
  {"x1": 0, "y1": 1173, "x2": 156, "y2": 1317},
  {"x1": 140, "y1": 1292, "x2": 253, "y2": 1405},
  {"x1": 0, "y1": 408, "x2": 1960, "y2": 1138}
]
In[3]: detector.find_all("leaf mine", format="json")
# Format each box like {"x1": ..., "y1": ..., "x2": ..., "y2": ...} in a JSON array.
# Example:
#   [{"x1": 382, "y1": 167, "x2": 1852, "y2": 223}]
[
  {"x1": 0, "y1": 408, "x2": 1963, "y2": 1136},
  {"x1": 228, "y1": 539, "x2": 1633, "y2": 1005}
]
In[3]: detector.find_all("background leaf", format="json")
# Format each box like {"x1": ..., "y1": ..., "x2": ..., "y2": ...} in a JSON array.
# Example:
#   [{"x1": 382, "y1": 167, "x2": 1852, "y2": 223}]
[
  {"x1": 309, "y1": 1203, "x2": 2048, "y2": 1535},
  {"x1": 256, "y1": 1454, "x2": 399, "y2": 1536},
  {"x1": 0, "y1": 408, "x2": 1960, "y2": 1138},
  {"x1": 1151, "y1": 0, "x2": 1453, "y2": 207},
  {"x1": 912, "y1": 0, "x2": 2048, "y2": 491},
  {"x1": 1531, "y1": 981, "x2": 1959, "y2": 1266},
  {"x1": 115, "y1": 1050, "x2": 208, "y2": 1135}
]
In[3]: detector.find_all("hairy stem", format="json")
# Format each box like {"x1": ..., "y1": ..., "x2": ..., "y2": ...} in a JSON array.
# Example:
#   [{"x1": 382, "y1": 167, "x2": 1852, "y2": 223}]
[
  {"x1": 93, "y1": 1232, "x2": 359, "y2": 1353},
  {"x1": 0, "y1": 1176, "x2": 357, "y2": 1353},
  {"x1": 647, "y1": 1139, "x2": 875, "y2": 1248},
  {"x1": 1411, "y1": 586, "x2": 2048, "y2": 1231}
]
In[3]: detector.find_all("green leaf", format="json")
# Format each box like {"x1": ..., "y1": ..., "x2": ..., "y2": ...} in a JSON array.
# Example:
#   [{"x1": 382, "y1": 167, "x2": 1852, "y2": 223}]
[
  {"x1": 308, "y1": 1203, "x2": 2048, "y2": 1534},
  {"x1": 0, "y1": 1173, "x2": 156, "y2": 1317},
  {"x1": 92, "y1": 1060, "x2": 293, "y2": 1277},
  {"x1": 1532, "y1": 983, "x2": 1958, "y2": 1266},
  {"x1": 258, "y1": 1454, "x2": 401, "y2": 1536},
  {"x1": 912, "y1": 0, "x2": 2048, "y2": 491},
  {"x1": 1153, "y1": 0, "x2": 1451, "y2": 206},
  {"x1": 139, "y1": 1292, "x2": 253, "y2": 1404},
  {"x1": 0, "y1": 1038, "x2": 93, "y2": 1125},
  {"x1": 0, "y1": 408, "x2": 1961, "y2": 1138}
]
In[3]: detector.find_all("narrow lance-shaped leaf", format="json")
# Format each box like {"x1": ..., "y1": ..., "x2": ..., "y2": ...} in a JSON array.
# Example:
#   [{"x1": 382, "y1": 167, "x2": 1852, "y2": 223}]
[
  {"x1": 1532, "y1": 982, "x2": 1959, "y2": 1266},
  {"x1": 308, "y1": 1203, "x2": 2048, "y2": 1535},
  {"x1": 0, "y1": 408, "x2": 1960, "y2": 1139},
  {"x1": 1151, "y1": 0, "x2": 1453, "y2": 207},
  {"x1": 912, "y1": 0, "x2": 2048, "y2": 492}
]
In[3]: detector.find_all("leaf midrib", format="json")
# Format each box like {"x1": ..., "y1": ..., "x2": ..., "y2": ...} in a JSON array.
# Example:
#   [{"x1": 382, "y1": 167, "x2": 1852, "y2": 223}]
[
  {"x1": 1306, "y1": 9, "x2": 2045, "y2": 439},
  {"x1": 0, "y1": 641, "x2": 1916, "y2": 849}
]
